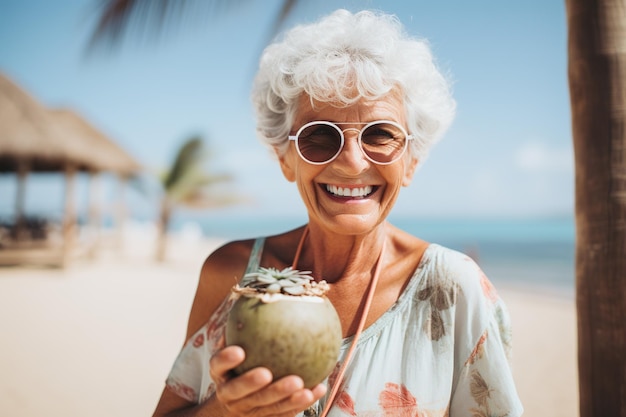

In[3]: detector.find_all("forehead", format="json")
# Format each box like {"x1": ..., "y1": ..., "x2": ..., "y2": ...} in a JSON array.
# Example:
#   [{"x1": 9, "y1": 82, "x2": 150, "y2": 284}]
[{"x1": 293, "y1": 89, "x2": 406, "y2": 126}]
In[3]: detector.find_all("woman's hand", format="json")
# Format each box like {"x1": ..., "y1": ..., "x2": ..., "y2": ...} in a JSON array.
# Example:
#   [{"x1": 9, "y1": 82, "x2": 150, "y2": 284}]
[{"x1": 209, "y1": 345, "x2": 327, "y2": 417}]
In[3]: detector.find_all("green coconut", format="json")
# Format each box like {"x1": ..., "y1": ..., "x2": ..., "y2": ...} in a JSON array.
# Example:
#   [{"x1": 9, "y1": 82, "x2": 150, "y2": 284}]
[{"x1": 225, "y1": 267, "x2": 342, "y2": 388}]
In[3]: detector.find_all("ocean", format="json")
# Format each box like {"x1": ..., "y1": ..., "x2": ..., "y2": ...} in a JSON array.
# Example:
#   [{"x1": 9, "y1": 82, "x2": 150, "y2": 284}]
[{"x1": 171, "y1": 214, "x2": 576, "y2": 297}]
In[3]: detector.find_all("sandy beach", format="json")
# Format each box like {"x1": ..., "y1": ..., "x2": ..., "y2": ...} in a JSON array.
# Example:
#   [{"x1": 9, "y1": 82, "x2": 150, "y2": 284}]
[{"x1": 0, "y1": 231, "x2": 579, "y2": 417}]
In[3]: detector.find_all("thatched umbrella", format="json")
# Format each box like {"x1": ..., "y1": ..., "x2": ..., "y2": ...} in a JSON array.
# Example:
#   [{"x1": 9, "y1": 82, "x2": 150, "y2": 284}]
[{"x1": 0, "y1": 72, "x2": 141, "y2": 265}]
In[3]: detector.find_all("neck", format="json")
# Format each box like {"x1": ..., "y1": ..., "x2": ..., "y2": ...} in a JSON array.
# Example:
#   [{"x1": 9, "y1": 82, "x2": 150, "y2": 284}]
[{"x1": 296, "y1": 221, "x2": 388, "y2": 284}]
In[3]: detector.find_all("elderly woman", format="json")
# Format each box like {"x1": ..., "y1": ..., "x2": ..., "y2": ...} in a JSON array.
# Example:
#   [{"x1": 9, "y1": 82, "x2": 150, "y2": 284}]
[{"x1": 153, "y1": 9, "x2": 523, "y2": 417}]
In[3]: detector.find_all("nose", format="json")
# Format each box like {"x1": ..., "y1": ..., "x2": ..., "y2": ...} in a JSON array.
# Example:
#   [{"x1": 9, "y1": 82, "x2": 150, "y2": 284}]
[{"x1": 332, "y1": 128, "x2": 370, "y2": 173}]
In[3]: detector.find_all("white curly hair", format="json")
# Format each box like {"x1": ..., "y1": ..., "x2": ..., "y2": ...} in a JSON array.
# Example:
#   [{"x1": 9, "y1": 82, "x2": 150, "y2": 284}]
[{"x1": 251, "y1": 9, "x2": 456, "y2": 162}]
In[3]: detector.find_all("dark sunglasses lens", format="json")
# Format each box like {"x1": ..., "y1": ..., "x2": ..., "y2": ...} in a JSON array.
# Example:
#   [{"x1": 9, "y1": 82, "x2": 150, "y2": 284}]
[
  {"x1": 361, "y1": 122, "x2": 407, "y2": 163},
  {"x1": 297, "y1": 123, "x2": 342, "y2": 163}
]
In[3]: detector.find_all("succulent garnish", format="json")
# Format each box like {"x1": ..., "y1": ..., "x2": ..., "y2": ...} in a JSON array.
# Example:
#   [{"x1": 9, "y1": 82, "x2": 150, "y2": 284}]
[{"x1": 234, "y1": 267, "x2": 329, "y2": 297}]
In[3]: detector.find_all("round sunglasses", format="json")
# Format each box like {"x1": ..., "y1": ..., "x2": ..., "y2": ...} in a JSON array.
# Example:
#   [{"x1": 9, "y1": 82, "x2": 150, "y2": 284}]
[{"x1": 288, "y1": 120, "x2": 414, "y2": 165}]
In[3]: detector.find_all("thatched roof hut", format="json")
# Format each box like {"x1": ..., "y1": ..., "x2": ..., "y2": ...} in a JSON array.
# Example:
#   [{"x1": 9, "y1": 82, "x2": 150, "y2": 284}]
[
  {"x1": 0, "y1": 72, "x2": 142, "y2": 266},
  {"x1": 1, "y1": 73, "x2": 92, "y2": 173},
  {"x1": 48, "y1": 108, "x2": 142, "y2": 176},
  {"x1": 0, "y1": 73, "x2": 141, "y2": 175}
]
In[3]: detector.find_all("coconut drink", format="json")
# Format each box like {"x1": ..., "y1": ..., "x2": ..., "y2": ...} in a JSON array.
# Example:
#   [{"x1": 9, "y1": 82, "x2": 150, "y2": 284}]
[{"x1": 225, "y1": 267, "x2": 342, "y2": 388}]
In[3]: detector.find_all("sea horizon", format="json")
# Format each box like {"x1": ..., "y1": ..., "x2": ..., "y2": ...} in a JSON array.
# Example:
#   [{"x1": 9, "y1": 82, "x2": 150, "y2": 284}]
[
  {"x1": 0, "y1": 206, "x2": 575, "y2": 297},
  {"x1": 161, "y1": 213, "x2": 576, "y2": 297}
]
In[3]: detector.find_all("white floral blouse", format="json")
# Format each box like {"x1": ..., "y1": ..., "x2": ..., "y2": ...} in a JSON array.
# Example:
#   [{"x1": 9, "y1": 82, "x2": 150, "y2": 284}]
[{"x1": 165, "y1": 240, "x2": 523, "y2": 417}]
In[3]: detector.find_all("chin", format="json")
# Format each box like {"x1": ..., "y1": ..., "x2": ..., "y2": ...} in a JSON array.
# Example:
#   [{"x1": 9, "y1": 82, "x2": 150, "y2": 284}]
[{"x1": 316, "y1": 213, "x2": 385, "y2": 236}]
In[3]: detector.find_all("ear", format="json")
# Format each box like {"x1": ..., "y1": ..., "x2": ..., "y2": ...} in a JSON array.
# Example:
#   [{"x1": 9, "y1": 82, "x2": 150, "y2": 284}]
[
  {"x1": 277, "y1": 147, "x2": 297, "y2": 182},
  {"x1": 402, "y1": 156, "x2": 419, "y2": 187}
]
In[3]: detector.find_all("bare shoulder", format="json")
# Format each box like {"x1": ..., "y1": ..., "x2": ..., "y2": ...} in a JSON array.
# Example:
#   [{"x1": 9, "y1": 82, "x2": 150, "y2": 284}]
[
  {"x1": 385, "y1": 223, "x2": 430, "y2": 289},
  {"x1": 388, "y1": 222, "x2": 429, "y2": 258},
  {"x1": 200, "y1": 239, "x2": 257, "y2": 285},
  {"x1": 185, "y1": 239, "x2": 255, "y2": 339}
]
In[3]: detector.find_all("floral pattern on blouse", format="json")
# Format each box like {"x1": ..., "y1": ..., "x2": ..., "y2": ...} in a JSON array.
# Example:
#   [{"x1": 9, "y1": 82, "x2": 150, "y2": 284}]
[{"x1": 165, "y1": 243, "x2": 523, "y2": 417}]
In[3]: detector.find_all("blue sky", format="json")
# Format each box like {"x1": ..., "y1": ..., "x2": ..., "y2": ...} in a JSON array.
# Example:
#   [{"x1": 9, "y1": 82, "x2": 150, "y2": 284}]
[{"x1": 0, "y1": 0, "x2": 572, "y2": 223}]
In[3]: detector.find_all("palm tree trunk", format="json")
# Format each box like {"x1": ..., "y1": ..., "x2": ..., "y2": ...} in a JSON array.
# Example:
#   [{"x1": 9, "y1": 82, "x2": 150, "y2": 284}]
[
  {"x1": 156, "y1": 198, "x2": 171, "y2": 262},
  {"x1": 14, "y1": 159, "x2": 29, "y2": 242},
  {"x1": 566, "y1": 0, "x2": 626, "y2": 415},
  {"x1": 113, "y1": 173, "x2": 128, "y2": 252},
  {"x1": 87, "y1": 170, "x2": 102, "y2": 258},
  {"x1": 63, "y1": 164, "x2": 77, "y2": 267}
]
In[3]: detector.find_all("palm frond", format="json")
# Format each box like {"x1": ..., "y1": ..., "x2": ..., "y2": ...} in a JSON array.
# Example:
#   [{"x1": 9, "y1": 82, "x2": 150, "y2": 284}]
[
  {"x1": 166, "y1": 170, "x2": 232, "y2": 203},
  {"x1": 163, "y1": 136, "x2": 204, "y2": 190},
  {"x1": 160, "y1": 136, "x2": 234, "y2": 203},
  {"x1": 194, "y1": 172, "x2": 234, "y2": 186},
  {"x1": 86, "y1": 0, "x2": 248, "y2": 52},
  {"x1": 127, "y1": 172, "x2": 156, "y2": 198},
  {"x1": 179, "y1": 192, "x2": 250, "y2": 210},
  {"x1": 269, "y1": 0, "x2": 298, "y2": 35}
]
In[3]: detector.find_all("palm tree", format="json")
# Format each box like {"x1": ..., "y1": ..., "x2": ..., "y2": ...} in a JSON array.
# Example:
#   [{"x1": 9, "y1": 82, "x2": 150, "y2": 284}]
[
  {"x1": 566, "y1": 0, "x2": 626, "y2": 415},
  {"x1": 155, "y1": 135, "x2": 239, "y2": 261}
]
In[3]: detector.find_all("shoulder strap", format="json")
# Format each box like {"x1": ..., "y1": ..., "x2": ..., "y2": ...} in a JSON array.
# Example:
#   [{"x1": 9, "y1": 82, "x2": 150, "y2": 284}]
[{"x1": 242, "y1": 237, "x2": 265, "y2": 281}]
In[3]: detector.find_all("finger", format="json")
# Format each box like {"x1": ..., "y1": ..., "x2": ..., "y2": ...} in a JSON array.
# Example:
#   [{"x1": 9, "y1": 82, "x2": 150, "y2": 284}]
[
  {"x1": 261, "y1": 387, "x2": 327, "y2": 417},
  {"x1": 209, "y1": 345, "x2": 245, "y2": 383},
  {"x1": 244, "y1": 375, "x2": 305, "y2": 408},
  {"x1": 239, "y1": 377, "x2": 327, "y2": 417},
  {"x1": 310, "y1": 383, "x2": 328, "y2": 401},
  {"x1": 286, "y1": 382, "x2": 328, "y2": 412},
  {"x1": 216, "y1": 374, "x2": 303, "y2": 416},
  {"x1": 219, "y1": 366, "x2": 274, "y2": 403}
]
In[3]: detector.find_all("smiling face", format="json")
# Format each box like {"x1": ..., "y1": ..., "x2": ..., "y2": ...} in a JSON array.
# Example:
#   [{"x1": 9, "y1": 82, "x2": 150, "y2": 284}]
[{"x1": 278, "y1": 90, "x2": 419, "y2": 236}]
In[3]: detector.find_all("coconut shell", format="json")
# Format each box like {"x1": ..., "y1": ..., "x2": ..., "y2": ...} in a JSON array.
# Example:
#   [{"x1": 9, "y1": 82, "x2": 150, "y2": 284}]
[{"x1": 225, "y1": 293, "x2": 342, "y2": 388}]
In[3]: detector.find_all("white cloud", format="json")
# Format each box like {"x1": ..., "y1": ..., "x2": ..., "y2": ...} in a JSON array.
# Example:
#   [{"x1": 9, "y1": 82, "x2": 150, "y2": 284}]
[{"x1": 514, "y1": 142, "x2": 574, "y2": 174}]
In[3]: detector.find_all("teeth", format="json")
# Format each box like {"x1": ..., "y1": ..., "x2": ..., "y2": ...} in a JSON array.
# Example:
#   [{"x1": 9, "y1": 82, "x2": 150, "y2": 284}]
[{"x1": 326, "y1": 185, "x2": 373, "y2": 197}]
